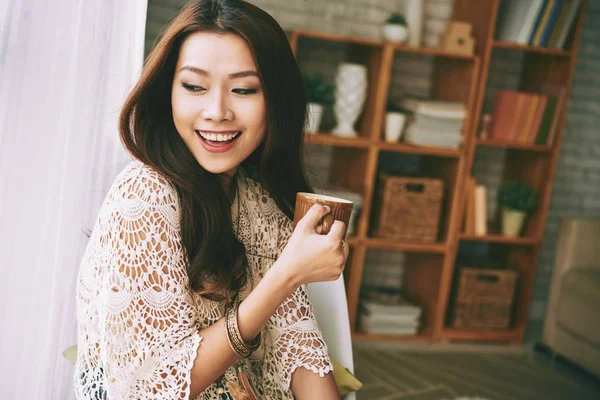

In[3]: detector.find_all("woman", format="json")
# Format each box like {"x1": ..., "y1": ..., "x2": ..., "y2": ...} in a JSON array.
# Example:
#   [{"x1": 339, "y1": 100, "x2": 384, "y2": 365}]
[{"x1": 74, "y1": 0, "x2": 349, "y2": 399}]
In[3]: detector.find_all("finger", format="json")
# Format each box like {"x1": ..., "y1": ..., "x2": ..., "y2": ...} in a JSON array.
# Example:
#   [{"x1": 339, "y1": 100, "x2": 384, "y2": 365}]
[
  {"x1": 298, "y1": 203, "x2": 330, "y2": 232},
  {"x1": 325, "y1": 220, "x2": 346, "y2": 240},
  {"x1": 343, "y1": 240, "x2": 350, "y2": 259}
]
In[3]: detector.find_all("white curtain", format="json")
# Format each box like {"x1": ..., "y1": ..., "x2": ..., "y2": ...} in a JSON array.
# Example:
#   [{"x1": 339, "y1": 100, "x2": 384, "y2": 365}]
[{"x1": 0, "y1": 0, "x2": 148, "y2": 398}]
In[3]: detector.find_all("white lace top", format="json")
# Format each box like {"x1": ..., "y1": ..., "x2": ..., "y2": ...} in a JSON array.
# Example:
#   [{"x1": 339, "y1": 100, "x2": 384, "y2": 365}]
[{"x1": 74, "y1": 160, "x2": 333, "y2": 399}]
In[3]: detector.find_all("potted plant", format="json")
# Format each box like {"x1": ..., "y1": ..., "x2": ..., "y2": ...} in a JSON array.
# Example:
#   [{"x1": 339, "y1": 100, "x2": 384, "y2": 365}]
[
  {"x1": 497, "y1": 181, "x2": 538, "y2": 237},
  {"x1": 382, "y1": 13, "x2": 409, "y2": 44},
  {"x1": 384, "y1": 98, "x2": 407, "y2": 143},
  {"x1": 302, "y1": 72, "x2": 335, "y2": 134}
]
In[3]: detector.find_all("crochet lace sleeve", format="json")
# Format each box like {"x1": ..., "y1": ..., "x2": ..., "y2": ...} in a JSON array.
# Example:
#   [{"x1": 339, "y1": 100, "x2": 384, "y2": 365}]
[
  {"x1": 266, "y1": 283, "x2": 334, "y2": 390},
  {"x1": 98, "y1": 167, "x2": 201, "y2": 399}
]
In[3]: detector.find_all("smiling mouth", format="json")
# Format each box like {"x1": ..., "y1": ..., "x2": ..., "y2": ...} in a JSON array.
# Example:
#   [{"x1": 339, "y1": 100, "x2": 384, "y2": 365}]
[{"x1": 196, "y1": 130, "x2": 242, "y2": 143}]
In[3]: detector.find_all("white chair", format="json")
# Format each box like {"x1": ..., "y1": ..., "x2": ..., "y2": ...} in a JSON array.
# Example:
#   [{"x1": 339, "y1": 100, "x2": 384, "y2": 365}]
[{"x1": 307, "y1": 275, "x2": 357, "y2": 400}]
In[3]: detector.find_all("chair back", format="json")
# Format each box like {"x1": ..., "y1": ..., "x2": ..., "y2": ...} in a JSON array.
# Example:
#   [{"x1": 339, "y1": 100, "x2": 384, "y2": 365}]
[{"x1": 307, "y1": 275, "x2": 356, "y2": 400}]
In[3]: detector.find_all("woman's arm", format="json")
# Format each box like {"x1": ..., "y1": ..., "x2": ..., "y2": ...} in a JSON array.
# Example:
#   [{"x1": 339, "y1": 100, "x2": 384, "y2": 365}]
[
  {"x1": 188, "y1": 204, "x2": 348, "y2": 397},
  {"x1": 188, "y1": 264, "x2": 295, "y2": 396},
  {"x1": 291, "y1": 368, "x2": 340, "y2": 399}
]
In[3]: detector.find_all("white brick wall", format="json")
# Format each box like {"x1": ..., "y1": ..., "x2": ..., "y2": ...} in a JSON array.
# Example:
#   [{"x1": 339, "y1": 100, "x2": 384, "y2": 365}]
[{"x1": 144, "y1": 0, "x2": 600, "y2": 344}]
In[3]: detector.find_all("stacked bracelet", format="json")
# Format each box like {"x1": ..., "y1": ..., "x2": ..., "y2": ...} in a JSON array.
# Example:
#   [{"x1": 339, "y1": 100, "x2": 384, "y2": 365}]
[{"x1": 225, "y1": 303, "x2": 261, "y2": 358}]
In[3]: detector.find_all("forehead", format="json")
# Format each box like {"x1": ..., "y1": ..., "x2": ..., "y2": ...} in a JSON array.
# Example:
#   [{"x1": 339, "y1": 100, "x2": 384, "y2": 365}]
[{"x1": 177, "y1": 31, "x2": 257, "y2": 72}]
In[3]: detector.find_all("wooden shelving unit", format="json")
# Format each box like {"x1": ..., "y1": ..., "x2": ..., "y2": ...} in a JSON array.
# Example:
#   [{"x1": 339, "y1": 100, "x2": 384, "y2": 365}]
[{"x1": 287, "y1": 0, "x2": 586, "y2": 344}]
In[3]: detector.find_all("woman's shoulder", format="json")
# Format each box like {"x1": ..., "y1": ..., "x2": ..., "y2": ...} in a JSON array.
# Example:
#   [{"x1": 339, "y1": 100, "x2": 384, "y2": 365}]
[
  {"x1": 109, "y1": 159, "x2": 178, "y2": 204},
  {"x1": 99, "y1": 160, "x2": 180, "y2": 229}
]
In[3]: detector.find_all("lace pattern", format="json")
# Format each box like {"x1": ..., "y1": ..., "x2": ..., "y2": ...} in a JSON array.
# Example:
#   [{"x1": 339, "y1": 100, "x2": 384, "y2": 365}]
[{"x1": 74, "y1": 161, "x2": 332, "y2": 399}]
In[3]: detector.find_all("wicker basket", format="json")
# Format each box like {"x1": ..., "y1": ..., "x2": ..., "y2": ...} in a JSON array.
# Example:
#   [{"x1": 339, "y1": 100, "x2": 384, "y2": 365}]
[
  {"x1": 451, "y1": 267, "x2": 519, "y2": 330},
  {"x1": 372, "y1": 174, "x2": 444, "y2": 242}
]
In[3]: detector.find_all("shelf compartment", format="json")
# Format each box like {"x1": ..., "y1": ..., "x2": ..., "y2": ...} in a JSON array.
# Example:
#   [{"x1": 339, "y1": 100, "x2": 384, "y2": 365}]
[
  {"x1": 477, "y1": 139, "x2": 553, "y2": 152},
  {"x1": 292, "y1": 32, "x2": 389, "y2": 141},
  {"x1": 304, "y1": 133, "x2": 372, "y2": 149},
  {"x1": 378, "y1": 141, "x2": 461, "y2": 158},
  {"x1": 492, "y1": 41, "x2": 571, "y2": 57},
  {"x1": 459, "y1": 233, "x2": 540, "y2": 246},
  {"x1": 356, "y1": 252, "x2": 443, "y2": 339}
]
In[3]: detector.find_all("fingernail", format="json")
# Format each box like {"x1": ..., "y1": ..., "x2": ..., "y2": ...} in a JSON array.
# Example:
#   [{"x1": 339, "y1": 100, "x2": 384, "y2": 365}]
[{"x1": 324, "y1": 205, "x2": 331, "y2": 213}]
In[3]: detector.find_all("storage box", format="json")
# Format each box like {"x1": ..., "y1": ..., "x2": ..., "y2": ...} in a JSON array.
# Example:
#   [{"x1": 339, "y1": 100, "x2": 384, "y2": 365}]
[
  {"x1": 372, "y1": 174, "x2": 444, "y2": 242},
  {"x1": 451, "y1": 267, "x2": 519, "y2": 330}
]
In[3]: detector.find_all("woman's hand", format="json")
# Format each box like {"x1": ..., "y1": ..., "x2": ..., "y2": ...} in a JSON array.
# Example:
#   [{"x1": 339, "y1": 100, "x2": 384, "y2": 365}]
[{"x1": 275, "y1": 204, "x2": 350, "y2": 289}]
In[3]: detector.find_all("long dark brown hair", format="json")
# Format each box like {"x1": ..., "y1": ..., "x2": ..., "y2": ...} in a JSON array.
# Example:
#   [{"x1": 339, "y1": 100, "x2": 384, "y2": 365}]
[{"x1": 119, "y1": 0, "x2": 312, "y2": 302}]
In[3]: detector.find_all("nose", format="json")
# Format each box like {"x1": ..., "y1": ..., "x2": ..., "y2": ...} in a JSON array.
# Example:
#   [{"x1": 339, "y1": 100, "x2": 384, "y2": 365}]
[{"x1": 201, "y1": 88, "x2": 233, "y2": 122}]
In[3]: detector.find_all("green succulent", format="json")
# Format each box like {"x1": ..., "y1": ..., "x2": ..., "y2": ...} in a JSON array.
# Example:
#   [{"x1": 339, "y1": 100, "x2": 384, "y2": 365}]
[
  {"x1": 497, "y1": 181, "x2": 538, "y2": 213},
  {"x1": 302, "y1": 72, "x2": 335, "y2": 105},
  {"x1": 386, "y1": 13, "x2": 407, "y2": 26}
]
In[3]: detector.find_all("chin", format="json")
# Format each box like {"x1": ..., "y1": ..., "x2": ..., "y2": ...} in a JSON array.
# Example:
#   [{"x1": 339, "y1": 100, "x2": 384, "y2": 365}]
[{"x1": 197, "y1": 159, "x2": 239, "y2": 176}]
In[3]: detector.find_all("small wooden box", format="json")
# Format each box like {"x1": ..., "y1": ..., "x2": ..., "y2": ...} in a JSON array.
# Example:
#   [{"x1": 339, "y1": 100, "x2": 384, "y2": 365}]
[
  {"x1": 372, "y1": 174, "x2": 444, "y2": 242},
  {"x1": 451, "y1": 267, "x2": 519, "y2": 330}
]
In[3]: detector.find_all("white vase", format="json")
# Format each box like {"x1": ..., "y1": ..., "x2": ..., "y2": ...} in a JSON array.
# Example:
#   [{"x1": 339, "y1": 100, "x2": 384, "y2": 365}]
[
  {"x1": 384, "y1": 112, "x2": 407, "y2": 142},
  {"x1": 382, "y1": 24, "x2": 408, "y2": 43},
  {"x1": 306, "y1": 102, "x2": 324, "y2": 134},
  {"x1": 501, "y1": 208, "x2": 527, "y2": 237},
  {"x1": 332, "y1": 63, "x2": 368, "y2": 137},
  {"x1": 405, "y1": 0, "x2": 424, "y2": 47}
]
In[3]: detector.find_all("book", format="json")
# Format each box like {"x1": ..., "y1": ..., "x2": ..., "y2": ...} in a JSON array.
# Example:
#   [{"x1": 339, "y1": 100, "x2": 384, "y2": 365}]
[
  {"x1": 554, "y1": 0, "x2": 581, "y2": 49},
  {"x1": 496, "y1": 0, "x2": 544, "y2": 44}
]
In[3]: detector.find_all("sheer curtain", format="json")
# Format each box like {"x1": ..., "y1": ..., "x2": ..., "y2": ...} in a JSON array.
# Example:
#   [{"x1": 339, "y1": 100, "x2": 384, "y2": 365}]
[{"x1": 0, "y1": 0, "x2": 148, "y2": 398}]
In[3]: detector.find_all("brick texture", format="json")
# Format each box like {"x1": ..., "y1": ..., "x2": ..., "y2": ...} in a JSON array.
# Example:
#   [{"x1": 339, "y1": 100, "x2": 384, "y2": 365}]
[{"x1": 145, "y1": 0, "x2": 600, "y2": 344}]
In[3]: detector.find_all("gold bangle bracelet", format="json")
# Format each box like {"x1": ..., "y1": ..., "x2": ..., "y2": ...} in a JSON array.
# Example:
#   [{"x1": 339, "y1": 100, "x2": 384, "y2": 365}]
[{"x1": 224, "y1": 303, "x2": 261, "y2": 358}]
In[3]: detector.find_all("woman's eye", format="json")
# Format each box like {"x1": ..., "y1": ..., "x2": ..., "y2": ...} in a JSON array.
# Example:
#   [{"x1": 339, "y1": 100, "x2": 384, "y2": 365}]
[
  {"x1": 182, "y1": 83, "x2": 205, "y2": 92},
  {"x1": 232, "y1": 88, "x2": 259, "y2": 95}
]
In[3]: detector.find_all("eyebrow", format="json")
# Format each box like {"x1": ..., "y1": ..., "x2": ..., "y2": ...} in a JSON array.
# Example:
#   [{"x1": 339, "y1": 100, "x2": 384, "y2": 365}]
[{"x1": 179, "y1": 65, "x2": 259, "y2": 79}]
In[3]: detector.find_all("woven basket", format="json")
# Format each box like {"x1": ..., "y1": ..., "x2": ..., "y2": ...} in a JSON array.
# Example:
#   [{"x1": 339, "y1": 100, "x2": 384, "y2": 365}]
[
  {"x1": 451, "y1": 267, "x2": 519, "y2": 330},
  {"x1": 372, "y1": 174, "x2": 444, "y2": 242}
]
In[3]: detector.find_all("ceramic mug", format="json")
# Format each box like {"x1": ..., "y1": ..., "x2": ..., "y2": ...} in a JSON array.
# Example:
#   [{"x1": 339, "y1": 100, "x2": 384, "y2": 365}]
[{"x1": 293, "y1": 192, "x2": 354, "y2": 236}]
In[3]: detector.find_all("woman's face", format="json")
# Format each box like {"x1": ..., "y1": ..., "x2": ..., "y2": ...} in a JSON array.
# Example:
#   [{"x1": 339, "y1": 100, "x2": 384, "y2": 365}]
[{"x1": 172, "y1": 32, "x2": 266, "y2": 177}]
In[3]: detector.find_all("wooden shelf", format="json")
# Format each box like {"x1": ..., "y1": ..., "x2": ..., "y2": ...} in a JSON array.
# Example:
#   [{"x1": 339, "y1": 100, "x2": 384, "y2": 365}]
[
  {"x1": 288, "y1": 0, "x2": 586, "y2": 346},
  {"x1": 353, "y1": 331, "x2": 433, "y2": 343},
  {"x1": 304, "y1": 134, "x2": 373, "y2": 149},
  {"x1": 393, "y1": 43, "x2": 478, "y2": 60},
  {"x1": 378, "y1": 141, "x2": 462, "y2": 158},
  {"x1": 364, "y1": 238, "x2": 447, "y2": 254},
  {"x1": 442, "y1": 327, "x2": 522, "y2": 343},
  {"x1": 459, "y1": 233, "x2": 540, "y2": 246},
  {"x1": 492, "y1": 41, "x2": 572, "y2": 57},
  {"x1": 477, "y1": 139, "x2": 553, "y2": 152}
]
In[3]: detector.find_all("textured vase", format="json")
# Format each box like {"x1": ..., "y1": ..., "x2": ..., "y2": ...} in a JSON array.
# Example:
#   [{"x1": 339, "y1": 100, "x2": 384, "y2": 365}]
[{"x1": 332, "y1": 63, "x2": 368, "y2": 137}]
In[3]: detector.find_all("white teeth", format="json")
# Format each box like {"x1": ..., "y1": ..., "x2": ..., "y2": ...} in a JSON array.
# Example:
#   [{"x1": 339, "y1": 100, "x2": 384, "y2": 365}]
[{"x1": 197, "y1": 131, "x2": 240, "y2": 142}]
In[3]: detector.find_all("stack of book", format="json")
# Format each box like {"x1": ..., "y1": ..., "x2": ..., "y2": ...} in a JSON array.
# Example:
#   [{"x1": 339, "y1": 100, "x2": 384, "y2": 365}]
[
  {"x1": 400, "y1": 99, "x2": 466, "y2": 149},
  {"x1": 496, "y1": 0, "x2": 582, "y2": 49},
  {"x1": 487, "y1": 87, "x2": 566, "y2": 145},
  {"x1": 359, "y1": 291, "x2": 422, "y2": 335}
]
